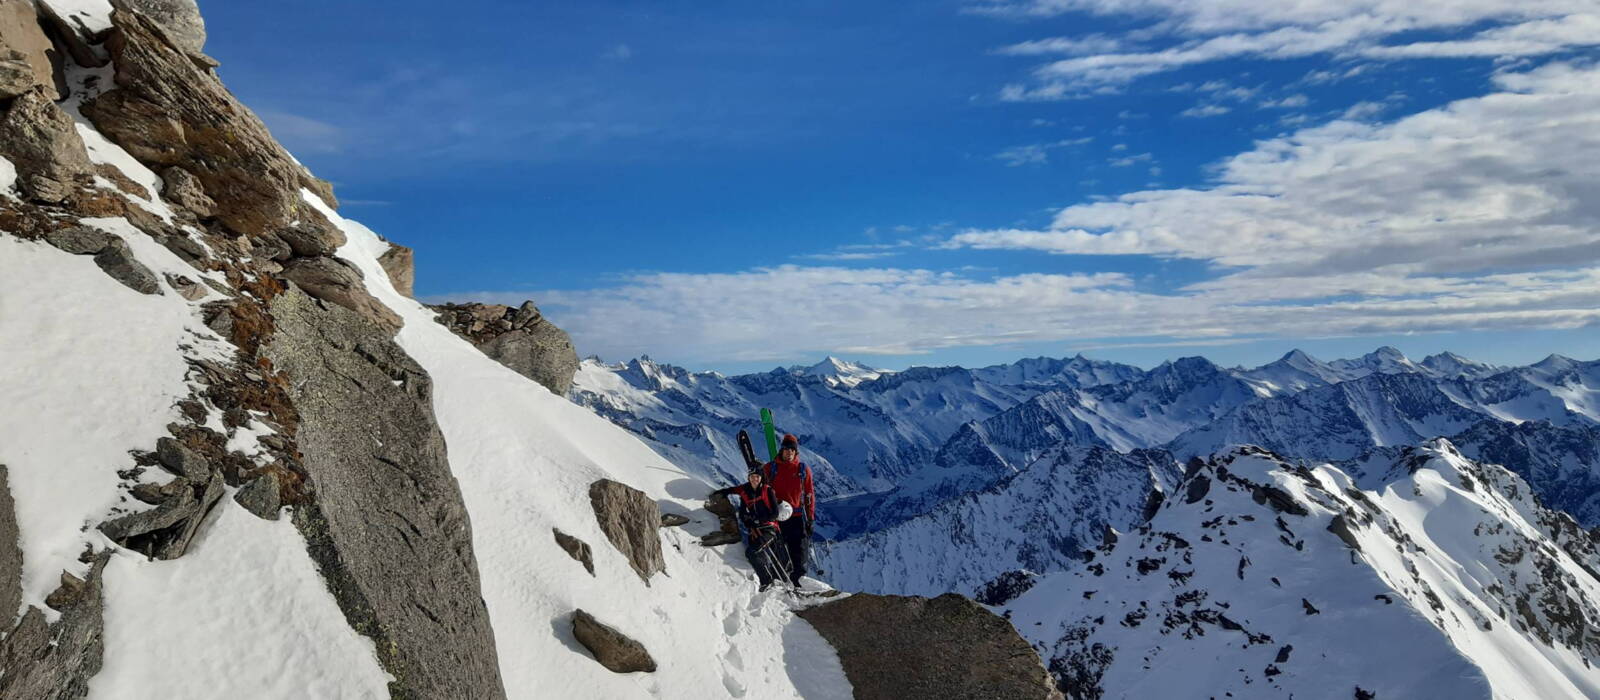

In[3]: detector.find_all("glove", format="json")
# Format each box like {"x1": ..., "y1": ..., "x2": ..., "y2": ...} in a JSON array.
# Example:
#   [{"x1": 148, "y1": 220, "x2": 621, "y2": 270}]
[{"x1": 804, "y1": 517, "x2": 814, "y2": 537}]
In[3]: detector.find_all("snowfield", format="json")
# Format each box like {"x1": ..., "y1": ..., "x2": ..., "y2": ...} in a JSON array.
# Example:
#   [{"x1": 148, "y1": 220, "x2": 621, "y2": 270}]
[{"x1": 316, "y1": 193, "x2": 853, "y2": 699}]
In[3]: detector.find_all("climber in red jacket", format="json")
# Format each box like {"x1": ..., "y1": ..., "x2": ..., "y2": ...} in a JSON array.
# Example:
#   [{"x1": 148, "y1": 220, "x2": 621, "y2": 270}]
[{"x1": 763, "y1": 434, "x2": 815, "y2": 584}]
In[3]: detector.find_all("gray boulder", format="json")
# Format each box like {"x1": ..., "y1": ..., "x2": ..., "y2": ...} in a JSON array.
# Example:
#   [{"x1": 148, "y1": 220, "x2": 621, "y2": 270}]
[
  {"x1": 44, "y1": 226, "x2": 112, "y2": 255},
  {"x1": 553, "y1": 528, "x2": 595, "y2": 576},
  {"x1": 281, "y1": 256, "x2": 402, "y2": 333},
  {"x1": 123, "y1": 0, "x2": 206, "y2": 54},
  {"x1": 588, "y1": 479, "x2": 666, "y2": 584},
  {"x1": 99, "y1": 471, "x2": 222, "y2": 560},
  {"x1": 234, "y1": 470, "x2": 282, "y2": 520},
  {"x1": 277, "y1": 220, "x2": 346, "y2": 258},
  {"x1": 0, "y1": 554, "x2": 109, "y2": 699},
  {"x1": 571, "y1": 610, "x2": 656, "y2": 673},
  {"x1": 93, "y1": 238, "x2": 162, "y2": 295},
  {"x1": 265, "y1": 287, "x2": 506, "y2": 700},
  {"x1": 0, "y1": 87, "x2": 92, "y2": 203},
  {"x1": 155, "y1": 436, "x2": 210, "y2": 479},
  {"x1": 797, "y1": 593, "x2": 1064, "y2": 700}
]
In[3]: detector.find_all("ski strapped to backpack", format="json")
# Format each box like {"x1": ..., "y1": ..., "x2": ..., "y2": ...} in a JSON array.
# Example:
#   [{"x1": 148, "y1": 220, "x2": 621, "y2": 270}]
[
  {"x1": 737, "y1": 429, "x2": 761, "y2": 471},
  {"x1": 760, "y1": 407, "x2": 779, "y2": 462}
]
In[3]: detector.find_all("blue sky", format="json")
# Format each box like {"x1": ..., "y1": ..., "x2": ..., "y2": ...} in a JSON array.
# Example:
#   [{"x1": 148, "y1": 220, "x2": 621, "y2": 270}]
[{"x1": 203, "y1": 1, "x2": 1600, "y2": 373}]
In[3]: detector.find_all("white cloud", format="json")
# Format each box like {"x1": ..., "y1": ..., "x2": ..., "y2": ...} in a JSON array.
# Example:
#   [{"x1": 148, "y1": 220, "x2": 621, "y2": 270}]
[
  {"x1": 1179, "y1": 103, "x2": 1231, "y2": 117},
  {"x1": 257, "y1": 110, "x2": 345, "y2": 154},
  {"x1": 984, "y1": 1, "x2": 1599, "y2": 97},
  {"x1": 995, "y1": 137, "x2": 1094, "y2": 166},
  {"x1": 601, "y1": 44, "x2": 633, "y2": 61},
  {"x1": 1109, "y1": 152, "x2": 1154, "y2": 167},
  {"x1": 1260, "y1": 94, "x2": 1310, "y2": 108},
  {"x1": 997, "y1": 34, "x2": 1125, "y2": 56}
]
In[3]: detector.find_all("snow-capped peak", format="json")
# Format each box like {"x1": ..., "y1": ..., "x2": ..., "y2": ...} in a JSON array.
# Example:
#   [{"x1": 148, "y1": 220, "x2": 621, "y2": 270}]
[
  {"x1": 799, "y1": 356, "x2": 887, "y2": 387},
  {"x1": 1420, "y1": 351, "x2": 1500, "y2": 379}
]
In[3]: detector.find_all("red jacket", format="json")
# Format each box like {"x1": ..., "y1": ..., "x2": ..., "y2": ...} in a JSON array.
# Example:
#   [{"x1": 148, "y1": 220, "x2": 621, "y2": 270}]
[{"x1": 764, "y1": 458, "x2": 815, "y2": 520}]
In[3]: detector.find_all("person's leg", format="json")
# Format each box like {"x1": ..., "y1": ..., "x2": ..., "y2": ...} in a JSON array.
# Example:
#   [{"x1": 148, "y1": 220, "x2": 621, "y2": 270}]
[
  {"x1": 780, "y1": 518, "x2": 808, "y2": 582},
  {"x1": 745, "y1": 541, "x2": 773, "y2": 587}
]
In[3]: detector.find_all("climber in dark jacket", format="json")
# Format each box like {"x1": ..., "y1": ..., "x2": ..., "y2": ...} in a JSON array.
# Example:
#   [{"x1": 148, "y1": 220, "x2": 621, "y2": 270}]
[
  {"x1": 763, "y1": 434, "x2": 816, "y2": 584},
  {"x1": 712, "y1": 466, "x2": 794, "y2": 590}
]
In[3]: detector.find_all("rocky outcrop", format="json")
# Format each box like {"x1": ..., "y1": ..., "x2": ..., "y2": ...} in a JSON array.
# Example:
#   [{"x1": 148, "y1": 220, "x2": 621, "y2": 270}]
[
  {"x1": 553, "y1": 528, "x2": 595, "y2": 576},
  {"x1": 0, "y1": 553, "x2": 110, "y2": 700},
  {"x1": 379, "y1": 243, "x2": 415, "y2": 297},
  {"x1": 81, "y1": 1, "x2": 304, "y2": 236},
  {"x1": 699, "y1": 491, "x2": 742, "y2": 546},
  {"x1": 234, "y1": 470, "x2": 282, "y2": 520},
  {"x1": 123, "y1": 0, "x2": 205, "y2": 54},
  {"x1": 571, "y1": 609, "x2": 656, "y2": 673},
  {"x1": 0, "y1": 0, "x2": 64, "y2": 99},
  {"x1": 93, "y1": 237, "x2": 161, "y2": 294},
  {"x1": 431, "y1": 301, "x2": 578, "y2": 394},
  {"x1": 265, "y1": 288, "x2": 506, "y2": 700},
  {"x1": 0, "y1": 465, "x2": 19, "y2": 629},
  {"x1": 0, "y1": 87, "x2": 92, "y2": 203},
  {"x1": 797, "y1": 593, "x2": 1063, "y2": 700},
  {"x1": 975, "y1": 570, "x2": 1039, "y2": 607},
  {"x1": 281, "y1": 256, "x2": 402, "y2": 332},
  {"x1": 99, "y1": 471, "x2": 224, "y2": 559},
  {"x1": 588, "y1": 479, "x2": 666, "y2": 584}
]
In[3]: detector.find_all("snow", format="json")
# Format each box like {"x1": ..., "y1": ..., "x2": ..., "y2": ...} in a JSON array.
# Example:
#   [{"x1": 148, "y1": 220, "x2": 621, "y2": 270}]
[
  {"x1": 74, "y1": 120, "x2": 180, "y2": 223},
  {"x1": 0, "y1": 155, "x2": 16, "y2": 196},
  {"x1": 90, "y1": 506, "x2": 393, "y2": 699},
  {"x1": 311, "y1": 192, "x2": 851, "y2": 699},
  {"x1": 0, "y1": 235, "x2": 193, "y2": 620},
  {"x1": 40, "y1": 0, "x2": 114, "y2": 36}
]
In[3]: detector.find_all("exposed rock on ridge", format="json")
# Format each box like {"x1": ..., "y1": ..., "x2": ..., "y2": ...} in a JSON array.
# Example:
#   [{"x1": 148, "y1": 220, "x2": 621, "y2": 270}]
[
  {"x1": 265, "y1": 287, "x2": 507, "y2": 700},
  {"x1": 432, "y1": 300, "x2": 579, "y2": 394}
]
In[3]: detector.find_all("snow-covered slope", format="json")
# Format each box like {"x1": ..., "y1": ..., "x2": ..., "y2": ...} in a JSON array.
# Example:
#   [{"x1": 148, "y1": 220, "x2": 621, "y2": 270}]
[
  {"x1": 321, "y1": 196, "x2": 853, "y2": 700},
  {"x1": 819, "y1": 446, "x2": 1179, "y2": 598},
  {"x1": 1007, "y1": 443, "x2": 1600, "y2": 699}
]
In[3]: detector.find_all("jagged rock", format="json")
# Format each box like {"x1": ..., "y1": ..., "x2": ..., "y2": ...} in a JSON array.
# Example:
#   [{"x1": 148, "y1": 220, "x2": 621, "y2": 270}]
[
  {"x1": 431, "y1": 301, "x2": 579, "y2": 394},
  {"x1": 281, "y1": 256, "x2": 403, "y2": 333},
  {"x1": 159, "y1": 166, "x2": 216, "y2": 218},
  {"x1": 1327, "y1": 514, "x2": 1361, "y2": 550},
  {"x1": 123, "y1": 0, "x2": 205, "y2": 54},
  {"x1": 0, "y1": 465, "x2": 19, "y2": 626},
  {"x1": 251, "y1": 231, "x2": 292, "y2": 262},
  {"x1": 82, "y1": 3, "x2": 303, "y2": 236},
  {"x1": 165, "y1": 273, "x2": 206, "y2": 300},
  {"x1": 571, "y1": 609, "x2": 656, "y2": 673},
  {"x1": 234, "y1": 470, "x2": 282, "y2": 520},
  {"x1": 659, "y1": 513, "x2": 690, "y2": 527},
  {"x1": 98, "y1": 471, "x2": 221, "y2": 559},
  {"x1": 158, "y1": 231, "x2": 206, "y2": 263},
  {"x1": 156, "y1": 436, "x2": 210, "y2": 479},
  {"x1": 277, "y1": 220, "x2": 345, "y2": 258},
  {"x1": 301, "y1": 172, "x2": 338, "y2": 209},
  {"x1": 93, "y1": 238, "x2": 161, "y2": 295},
  {"x1": 36, "y1": 0, "x2": 110, "y2": 68},
  {"x1": 129, "y1": 476, "x2": 188, "y2": 505},
  {"x1": 264, "y1": 287, "x2": 506, "y2": 699},
  {"x1": 700, "y1": 491, "x2": 741, "y2": 546},
  {"x1": 0, "y1": 1, "x2": 64, "y2": 99},
  {"x1": 588, "y1": 479, "x2": 667, "y2": 584},
  {"x1": 976, "y1": 570, "x2": 1040, "y2": 606},
  {"x1": 378, "y1": 243, "x2": 415, "y2": 297},
  {"x1": 553, "y1": 528, "x2": 595, "y2": 575},
  {"x1": 797, "y1": 593, "x2": 1062, "y2": 700},
  {"x1": 0, "y1": 87, "x2": 92, "y2": 203},
  {"x1": 45, "y1": 225, "x2": 112, "y2": 255},
  {"x1": 0, "y1": 553, "x2": 109, "y2": 699},
  {"x1": 44, "y1": 571, "x2": 87, "y2": 611}
]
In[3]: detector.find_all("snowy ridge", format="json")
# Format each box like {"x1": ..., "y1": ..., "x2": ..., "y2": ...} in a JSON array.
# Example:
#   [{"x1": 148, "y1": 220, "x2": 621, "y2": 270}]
[
  {"x1": 819, "y1": 446, "x2": 1178, "y2": 598},
  {"x1": 1006, "y1": 443, "x2": 1600, "y2": 699},
  {"x1": 319, "y1": 196, "x2": 853, "y2": 699}
]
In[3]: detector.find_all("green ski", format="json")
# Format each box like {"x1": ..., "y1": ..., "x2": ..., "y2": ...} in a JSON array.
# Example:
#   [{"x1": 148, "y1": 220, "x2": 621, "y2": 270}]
[{"x1": 760, "y1": 407, "x2": 779, "y2": 462}]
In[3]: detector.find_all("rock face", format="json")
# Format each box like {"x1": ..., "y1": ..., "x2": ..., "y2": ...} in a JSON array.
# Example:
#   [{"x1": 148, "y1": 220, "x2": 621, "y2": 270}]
[
  {"x1": 571, "y1": 609, "x2": 657, "y2": 673},
  {"x1": 93, "y1": 238, "x2": 162, "y2": 294},
  {"x1": 0, "y1": 0, "x2": 64, "y2": 99},
  {"x1": 0, "y1": 554, "x2": 109, "y2": 699},
  {"x1": 0, "y1": 87, "x2": 92, "y2": 203},
  {"x1": 281, "y1": 256, "x2": 402, "y2": 332},
  {"x1": 81, "y1": 2, "x2": 304, "y2": 236},
  {"x1": 123, "y1": 0, "x2": 205, "y2": 54},
  {"x1": 379, "y1": 243, "x2": 415, "y2": 297},
  {"x1": 0, "y1": 465, "x2": 19, "y2": 630},
  {"x1": 798, "y1": 593, "x2": 1063, "y2": 700},
  {"x1": 265, "y1": 288, "x2": 506, "y2": 700},
  {"x1": 588, "y1": 479, "x2": 666, "y2": 584},
  {"x1": 431, "y1": 301, "x2": 579, "y2": 394}
]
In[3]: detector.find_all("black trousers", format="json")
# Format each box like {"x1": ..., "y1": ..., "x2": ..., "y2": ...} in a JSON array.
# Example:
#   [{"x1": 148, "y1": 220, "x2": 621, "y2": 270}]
[
  {"x1": 778, "y1": 516, "x2": 808, "y2": 582},
  {"x1": 745, "y1": 528, "x2": 791, "y2": 586}
]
